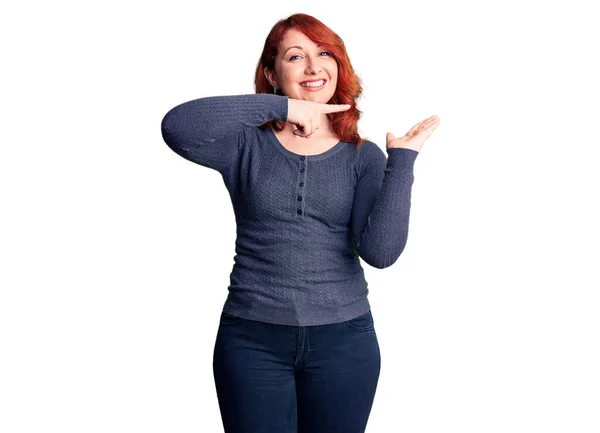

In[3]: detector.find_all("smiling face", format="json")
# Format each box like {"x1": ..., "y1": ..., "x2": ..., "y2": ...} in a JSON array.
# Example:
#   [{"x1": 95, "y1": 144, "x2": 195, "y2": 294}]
[{"x1": 264, "y1": 28, "x2": 338, "y2": 104}]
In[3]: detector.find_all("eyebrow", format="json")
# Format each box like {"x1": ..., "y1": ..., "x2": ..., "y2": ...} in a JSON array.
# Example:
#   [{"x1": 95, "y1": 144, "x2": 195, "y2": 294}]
[{"x1": 283, "y1": 44, "x2": 321, "y2": 55}]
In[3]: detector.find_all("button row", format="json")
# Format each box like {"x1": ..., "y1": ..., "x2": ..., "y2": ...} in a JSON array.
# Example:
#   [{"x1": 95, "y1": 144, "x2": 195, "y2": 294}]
[{"x1": 298, "y1": 156, "x2": 306, "y2": 215}]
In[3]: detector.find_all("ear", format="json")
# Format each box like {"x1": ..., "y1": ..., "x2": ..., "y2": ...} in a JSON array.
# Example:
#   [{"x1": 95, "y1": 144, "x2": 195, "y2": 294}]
[{"x1": 263, "y1": 67, "x2": 277, "y2": 88}]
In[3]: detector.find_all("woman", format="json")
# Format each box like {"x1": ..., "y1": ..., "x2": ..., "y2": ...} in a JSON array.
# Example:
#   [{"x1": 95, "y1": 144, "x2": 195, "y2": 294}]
[{"x1": 161, "y1": 13, "x2": 439, "y2": 433}]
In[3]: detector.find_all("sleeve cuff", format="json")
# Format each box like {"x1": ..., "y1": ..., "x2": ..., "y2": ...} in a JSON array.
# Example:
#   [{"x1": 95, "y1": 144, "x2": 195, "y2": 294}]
[
  {"x1": 386, "y1": 147, "x2": 419, "y2": 170},
  {"x1": 260, "y1": 93, "x2": 289, "y2": 122}
]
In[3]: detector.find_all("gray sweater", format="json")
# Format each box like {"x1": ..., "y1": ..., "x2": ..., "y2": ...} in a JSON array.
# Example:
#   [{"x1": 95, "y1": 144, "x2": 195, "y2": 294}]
[{"x1": 160, "y1": 93, "x2": 419, "y2": 326}]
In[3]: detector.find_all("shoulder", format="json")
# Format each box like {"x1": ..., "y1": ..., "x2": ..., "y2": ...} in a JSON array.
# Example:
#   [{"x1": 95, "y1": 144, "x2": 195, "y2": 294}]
[{"x1": 356, "y1": 140, "x2": 386, "y2": 170}]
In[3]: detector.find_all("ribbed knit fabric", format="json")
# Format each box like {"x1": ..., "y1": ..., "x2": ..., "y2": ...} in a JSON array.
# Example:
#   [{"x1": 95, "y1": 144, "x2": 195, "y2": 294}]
[{"x1": 160, "y1": 93, "x2": 419, "y2": 326}]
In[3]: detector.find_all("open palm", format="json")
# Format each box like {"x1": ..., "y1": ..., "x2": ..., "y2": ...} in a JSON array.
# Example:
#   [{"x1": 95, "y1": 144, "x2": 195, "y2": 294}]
[{"x1": 386, "y1": 115, "x2": 440, "y2": 152}]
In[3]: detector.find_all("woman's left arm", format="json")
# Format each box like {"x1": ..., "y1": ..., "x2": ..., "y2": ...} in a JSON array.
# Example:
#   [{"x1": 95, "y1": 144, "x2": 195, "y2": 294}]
[
  {"x1": 351, "y1": 114, "x2": 440, "y2": 268},
  {"x1": 350, "y1": 145, "x2": 419, "y2": 269}
]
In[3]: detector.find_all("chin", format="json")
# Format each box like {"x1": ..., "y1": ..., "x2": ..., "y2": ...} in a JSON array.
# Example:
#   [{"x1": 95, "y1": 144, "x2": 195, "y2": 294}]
[{"x1": 303, "y1": 92, "x2": 334, "y2": 103}]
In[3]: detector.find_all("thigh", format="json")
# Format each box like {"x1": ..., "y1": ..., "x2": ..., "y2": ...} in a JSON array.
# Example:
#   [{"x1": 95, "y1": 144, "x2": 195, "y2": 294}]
[
  {"x1": 295, "y1": 310, "x2": 381, "y2": 433},
  {"x1": 212, "y1": 312, "x2": 298, "y2": 433}
]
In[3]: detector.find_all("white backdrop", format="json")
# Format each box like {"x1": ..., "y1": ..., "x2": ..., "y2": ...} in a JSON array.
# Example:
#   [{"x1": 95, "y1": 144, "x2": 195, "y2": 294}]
[{"x1": 1, "y1": 0, "x2": 599, "y2": 432}]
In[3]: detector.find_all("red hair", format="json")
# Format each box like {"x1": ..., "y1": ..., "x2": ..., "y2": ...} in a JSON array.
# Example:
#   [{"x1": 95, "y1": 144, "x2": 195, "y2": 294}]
[{"x1": 254, "y1": 13, "x2": 369, "y2": 148}]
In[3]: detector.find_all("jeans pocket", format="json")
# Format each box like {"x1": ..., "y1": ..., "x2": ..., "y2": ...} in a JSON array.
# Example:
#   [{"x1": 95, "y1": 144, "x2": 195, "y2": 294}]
[
  {"x1": 344, "y1": 310, "x2": 375, "y2": 332},
  {"x1": 219, "y1": 311, "x2": 244, "y2": 326}
]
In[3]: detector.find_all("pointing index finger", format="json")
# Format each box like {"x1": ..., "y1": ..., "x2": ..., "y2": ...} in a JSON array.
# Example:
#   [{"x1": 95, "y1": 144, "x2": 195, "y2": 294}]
[{"x1": 321, "y1": 103, "x2": 352, "y2": 113}]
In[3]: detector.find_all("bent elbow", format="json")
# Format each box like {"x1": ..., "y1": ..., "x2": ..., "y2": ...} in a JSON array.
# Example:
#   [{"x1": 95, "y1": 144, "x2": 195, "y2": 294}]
[
  {"x1": 366, "y1": 254, "x2": 398, "y2": 269},
  {"x1": 160, "y1": 109, "x2": 176, "y2": 146},
  {"x1": 359, "y1": 240, "x2": 407, "y2": 269},
  {"x1": 373, "y1": 259, "x2": 395, "y2": 270}
]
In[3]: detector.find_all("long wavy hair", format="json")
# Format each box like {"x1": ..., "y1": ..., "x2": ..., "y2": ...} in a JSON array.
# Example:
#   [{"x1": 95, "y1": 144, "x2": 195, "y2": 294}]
[{"x1": 254, "y1": 13, "x2": 368, "y2": 148}]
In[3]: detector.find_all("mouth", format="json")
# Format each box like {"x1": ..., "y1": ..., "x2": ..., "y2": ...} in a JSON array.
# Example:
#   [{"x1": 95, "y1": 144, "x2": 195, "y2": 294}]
[{"x1": 299, "y1": 79, "x2": 327, "y2": 89}]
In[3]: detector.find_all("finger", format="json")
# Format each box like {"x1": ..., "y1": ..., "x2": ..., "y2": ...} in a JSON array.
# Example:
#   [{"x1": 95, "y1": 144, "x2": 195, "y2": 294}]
[
  {"x1": 413, "y1": 124, "x2": 436, "y2": 139},
  {"x1": 407, "y1": 116, "x2": 437, "y2": 135},
  {"x1": 423, "y1": 116, "x2": 440, "y2": 128},
  {"x1": 294, "y1": 124, "x2": 312, "y2": 138},
  {"x1": 423, "y1": 123, "x2": 439, "y2": 134},
  {"x1": 306, "y1": 127, "x2": 319, "y2": 138},
  {"x1": 306, "y1": 119, "x2": 315, "y2": 138},
  {"x1": 406, "y1": 123, "x2": 421, "y2": 136},
  {"x1": 320, "y1": 103, "x2": 352, "y2": 113},
  {"x1": 417, "y1": 121, "x2": 439, "y2": 138},
  {"x1": 294, "y1": 123, "x2": 306, "y2": 133},
  {"x1": 422, "y1": 117, "x2": 440, "y2": 132}
]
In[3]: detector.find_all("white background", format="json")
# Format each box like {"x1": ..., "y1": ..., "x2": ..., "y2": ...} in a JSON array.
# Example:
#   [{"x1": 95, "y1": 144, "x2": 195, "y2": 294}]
[{"x1": 1, "y1": 0, "x2": 599, "y2": 432}]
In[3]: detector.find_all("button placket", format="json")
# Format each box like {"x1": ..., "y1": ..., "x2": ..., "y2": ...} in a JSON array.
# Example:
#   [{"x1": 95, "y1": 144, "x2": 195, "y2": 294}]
[{"x1": 296, "y1": 156, "x2": 307, "y2": 217}]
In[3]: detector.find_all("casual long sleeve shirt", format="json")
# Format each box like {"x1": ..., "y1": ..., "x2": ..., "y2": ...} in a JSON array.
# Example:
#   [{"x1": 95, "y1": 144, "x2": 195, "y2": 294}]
[{"x1": 160, "y1": 93, "x2": 419, "y2": 326}]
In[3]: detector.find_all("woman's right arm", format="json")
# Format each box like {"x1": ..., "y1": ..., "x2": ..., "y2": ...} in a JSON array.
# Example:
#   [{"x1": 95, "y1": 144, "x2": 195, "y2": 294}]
[{"x1": 160, "y1": 93, "x2": 289, "y2": 176}]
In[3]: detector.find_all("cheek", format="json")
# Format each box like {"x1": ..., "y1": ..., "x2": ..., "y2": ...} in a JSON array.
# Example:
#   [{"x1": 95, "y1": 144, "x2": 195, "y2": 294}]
[
  {"x1": 330, "y1": 67, "x2": 338, "y2": 81},
  {"x1": 283, "y1": 72, "x2": 300, "y2": 84}
]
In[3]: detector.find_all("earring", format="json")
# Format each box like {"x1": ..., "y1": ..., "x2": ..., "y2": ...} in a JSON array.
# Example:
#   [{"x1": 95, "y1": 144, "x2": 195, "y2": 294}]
[{"x1": 273, "y1": 86, "x2": 277, "y2": 94}]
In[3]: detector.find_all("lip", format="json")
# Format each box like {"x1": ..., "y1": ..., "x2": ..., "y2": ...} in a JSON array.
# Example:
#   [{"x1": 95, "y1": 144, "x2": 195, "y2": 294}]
[
  {"x1": 300, "y1": 78, "x2": 327, "y2": 84},
  {"x1": 299, "y1": 78, "x2": 327, "y2": 84},
  {"x1": 299, "y1": 79, "x2": 327, "y2": 91}
]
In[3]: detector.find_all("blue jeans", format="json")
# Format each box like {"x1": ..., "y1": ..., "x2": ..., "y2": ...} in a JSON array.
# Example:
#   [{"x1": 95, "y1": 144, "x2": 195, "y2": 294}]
[{"x1": 212, "y1": 310, "x2": 381, "y2": 433}]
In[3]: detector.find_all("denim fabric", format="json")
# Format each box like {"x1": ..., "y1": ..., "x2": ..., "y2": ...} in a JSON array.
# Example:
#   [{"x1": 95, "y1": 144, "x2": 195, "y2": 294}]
[{"x1": 212, "y1": 310, "x2": 381, "y2": 433}]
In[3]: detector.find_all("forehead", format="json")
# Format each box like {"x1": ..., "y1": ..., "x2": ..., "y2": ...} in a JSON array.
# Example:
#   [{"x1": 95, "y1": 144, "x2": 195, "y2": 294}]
[{"x1": 280, "y1": 29, "x2": 319, "y2": 49}]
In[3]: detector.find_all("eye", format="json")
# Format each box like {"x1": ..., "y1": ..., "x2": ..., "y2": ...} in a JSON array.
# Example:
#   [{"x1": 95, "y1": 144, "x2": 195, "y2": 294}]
[{"x1": 289, "y1": 51, "x2": 332, "y2": 61}]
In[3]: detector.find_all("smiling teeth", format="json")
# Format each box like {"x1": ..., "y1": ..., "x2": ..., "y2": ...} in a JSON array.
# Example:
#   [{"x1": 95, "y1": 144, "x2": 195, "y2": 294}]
[{"x1": 300, "y1": 80, "x2": 325, "y2": 87}]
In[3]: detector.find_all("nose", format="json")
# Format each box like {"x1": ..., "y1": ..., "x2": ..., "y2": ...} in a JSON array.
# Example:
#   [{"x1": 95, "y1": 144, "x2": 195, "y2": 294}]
[{"x1": 305, "y1": 57, "x2": 322, "y2": 74}]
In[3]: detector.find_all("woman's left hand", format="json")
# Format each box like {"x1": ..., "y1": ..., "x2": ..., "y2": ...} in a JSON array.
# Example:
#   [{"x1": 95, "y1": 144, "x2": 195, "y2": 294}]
[{"x1": 386, "y1": 115, "x2": 440, "y2": 152}]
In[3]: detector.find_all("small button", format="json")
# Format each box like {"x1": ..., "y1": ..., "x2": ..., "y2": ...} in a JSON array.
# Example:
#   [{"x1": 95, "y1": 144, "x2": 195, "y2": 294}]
[
  {"x1": 297, "y1": 196, "x2": 302, "y2": 201},
  {"x1": 300, "y1": 168, "x2": 305, "y2": 173},
  {"x1": 300, "y1": 156, "x2": 306, "y2": 161},
  {"x1": 297, "y1": 209, "x2": 302, "y2": 215},
  {"x1": 299, "y1": 182, "x2": 304, "y2": 187}
]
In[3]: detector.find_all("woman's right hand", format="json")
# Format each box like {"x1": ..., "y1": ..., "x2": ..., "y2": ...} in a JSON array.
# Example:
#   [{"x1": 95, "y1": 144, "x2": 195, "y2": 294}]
[{"x1": 286, "y1": 99, "x2": 352, "y2": 138}]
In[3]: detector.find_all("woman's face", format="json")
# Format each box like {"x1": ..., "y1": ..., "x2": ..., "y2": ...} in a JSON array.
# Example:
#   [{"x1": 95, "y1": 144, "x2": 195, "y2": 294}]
[{"x1": 265, "y1": 28, "x2": 338, "y2": 104}]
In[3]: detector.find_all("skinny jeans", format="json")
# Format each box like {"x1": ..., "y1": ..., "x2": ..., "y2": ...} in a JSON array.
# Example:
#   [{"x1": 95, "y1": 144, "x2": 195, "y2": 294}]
[{"x1": 212, "y1": 309, "x2": 381, "y2": 433}]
